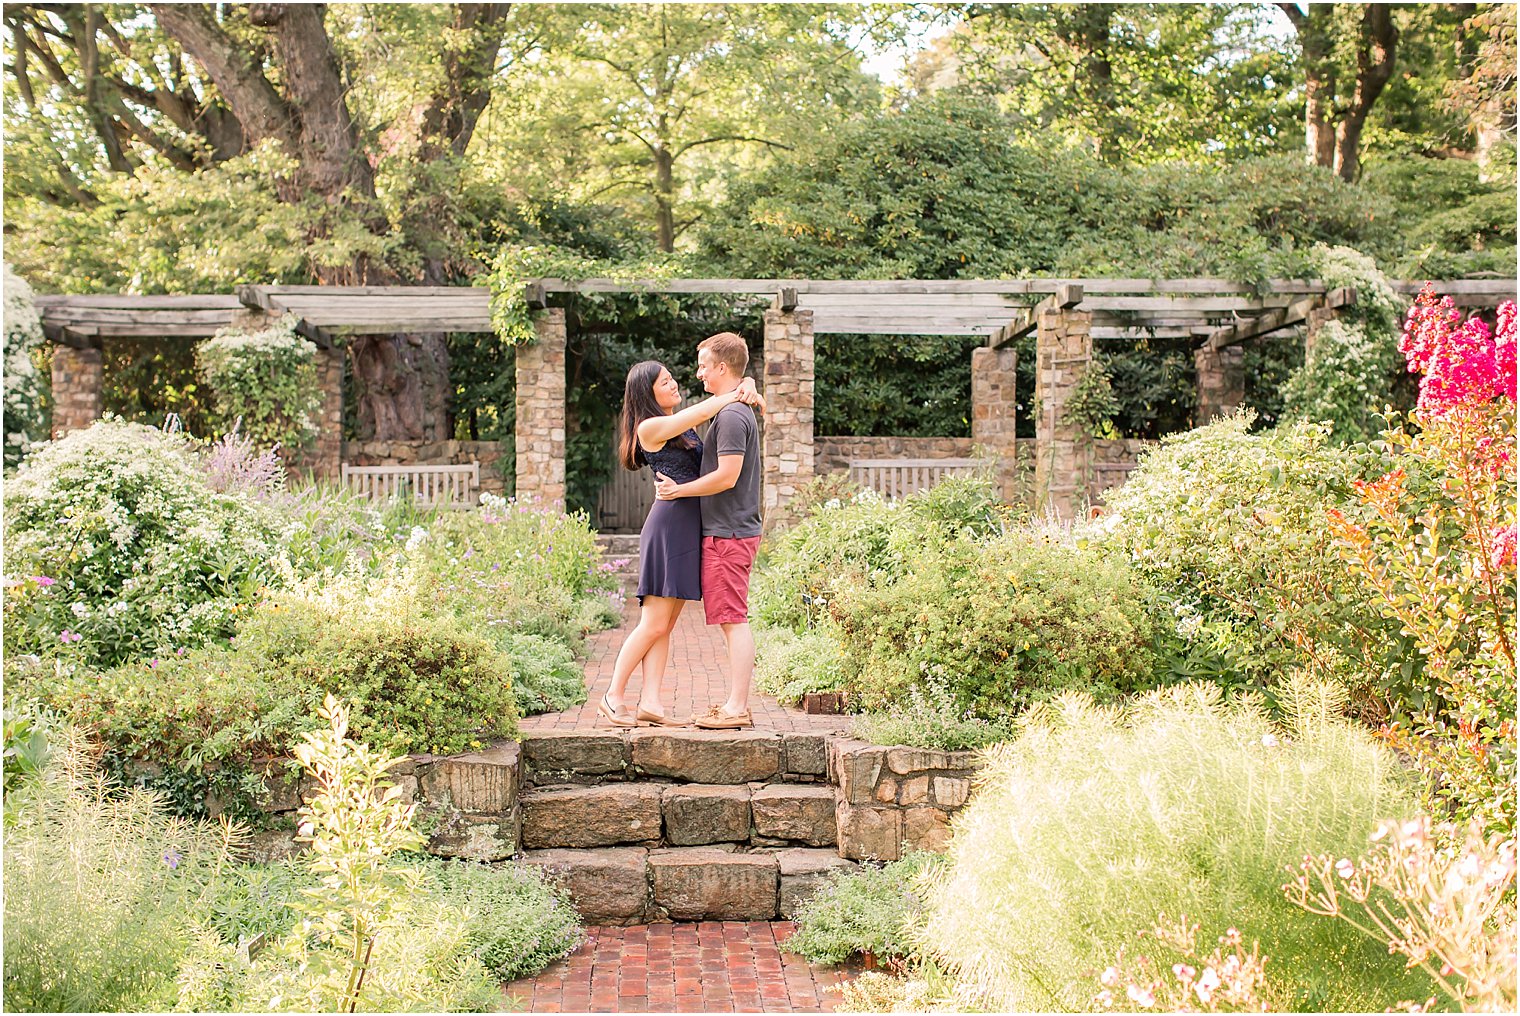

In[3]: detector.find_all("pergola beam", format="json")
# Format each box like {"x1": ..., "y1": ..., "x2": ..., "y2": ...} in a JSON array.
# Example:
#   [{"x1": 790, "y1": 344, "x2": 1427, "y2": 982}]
[
  {"x1": 1205, "y1": 286, "x2": 1357, "y2": 350},
  {"x1": 988, "y1": 284, "x2": 1083, "y2": 349}
]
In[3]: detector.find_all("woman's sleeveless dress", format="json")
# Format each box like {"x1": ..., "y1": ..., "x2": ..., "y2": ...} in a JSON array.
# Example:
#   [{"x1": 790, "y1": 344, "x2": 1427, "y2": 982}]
[{"x1": 636, "y1": 429, "x2": 704, "y2": 602}]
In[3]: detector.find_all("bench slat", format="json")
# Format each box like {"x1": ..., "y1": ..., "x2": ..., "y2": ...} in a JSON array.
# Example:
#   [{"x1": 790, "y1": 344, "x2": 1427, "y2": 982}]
[
  {"x1": 847, "y1": 457, "x2": 983, "y2": 502},
  {"x1": 340, "y1": 461, "x2": 481, "y2": 509}
]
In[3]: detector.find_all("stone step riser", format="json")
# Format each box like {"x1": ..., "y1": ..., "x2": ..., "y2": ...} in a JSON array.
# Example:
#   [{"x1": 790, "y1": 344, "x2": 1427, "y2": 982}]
[
  {"x1": 521, "y1": 782, "x2": 838, "y2": 851},
  {"x1": 521, "y1": 729, "x2": 832, "y2": 787},
  {"x1": 522, "y1": 845, "x2": 858, "y2": 925}
]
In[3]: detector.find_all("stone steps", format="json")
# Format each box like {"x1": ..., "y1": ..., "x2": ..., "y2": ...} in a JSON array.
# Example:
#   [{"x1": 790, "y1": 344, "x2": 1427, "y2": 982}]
[
  {"x1": 520, "y1": 781, "x2": 837, "y2": 850},
  {"x1": 521, "y1": 844, "x2": 857, "y2": 925},
  {"x1": 520, "y1": 729, "x2": 830, "y2": 786}
]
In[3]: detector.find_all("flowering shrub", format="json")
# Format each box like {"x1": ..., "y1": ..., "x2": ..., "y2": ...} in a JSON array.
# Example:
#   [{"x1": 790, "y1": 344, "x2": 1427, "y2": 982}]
[
  {"x1": 912, "y1": 679, "x2": 1431, "y2": 1011},
  {"x1": 1329, "y1": 291, "x2": 1517, "y2": 838},
  {"x1": 754, "y1": 625, "x2": 848, "y2": 705},
  {"x1": 1286, "y1": 816, "x2": 1516, "y2": 1013},
  {"x1": 1101, "y1": 413, "x2": 1409, "y2": 719},
  {"x1": 3, "y1": 262, "x2": 46, "y2": 469},
  {"x1": 194, "y1": 317, "x2": 319, "y2": 451},
  {"x1": 2, "y1": 419, "x2": 284, "y2": 667},
  {"x1": 1281, "y1": 245, "x2": 1409, "y2": 443}
]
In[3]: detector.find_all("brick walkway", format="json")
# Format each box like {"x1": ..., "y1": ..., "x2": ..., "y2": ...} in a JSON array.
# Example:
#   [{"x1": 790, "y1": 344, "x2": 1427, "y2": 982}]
[
  {"x1": 520, "y1": 593, "x2": 846, "y2": 735},
  {"x1": 504, "y1": 921, "x2": 849, "y2": 1013}
]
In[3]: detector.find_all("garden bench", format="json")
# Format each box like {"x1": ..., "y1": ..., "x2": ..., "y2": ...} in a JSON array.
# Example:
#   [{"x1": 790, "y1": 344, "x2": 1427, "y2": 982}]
[
  {"x1": 339, "y1": 462, "x2": 481, "y2": 509},
  {"x1": 847, "y1": 457, "x2": 983, "y2": 500}
]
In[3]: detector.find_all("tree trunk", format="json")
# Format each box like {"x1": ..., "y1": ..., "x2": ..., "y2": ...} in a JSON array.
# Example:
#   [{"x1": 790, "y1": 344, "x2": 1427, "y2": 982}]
[
  {"x1": 1333, "y1": 4, "x2": 1398, "y2": 181},
  {"x1": 348, "y1": 332, "x2": 451, "y2": 443},
  {"x1": 654, "y1": 144, "x2": 676, "y2": 253},
  {"x1": 1068, "y1": 4, "x2": 1118, "y2": 163},
  {"x1": 1280, "y1": 3, "x2": 1338, "y2": 169}
]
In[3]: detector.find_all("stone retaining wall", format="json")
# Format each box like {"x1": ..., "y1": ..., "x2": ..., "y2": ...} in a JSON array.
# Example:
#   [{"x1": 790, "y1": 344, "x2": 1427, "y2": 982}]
[
  {"x1": 827, "y1": 739, "x2": 980, "y2": 861},
  {"x1": 813, "y1": 436, "x2": 975, "y2": 476}
]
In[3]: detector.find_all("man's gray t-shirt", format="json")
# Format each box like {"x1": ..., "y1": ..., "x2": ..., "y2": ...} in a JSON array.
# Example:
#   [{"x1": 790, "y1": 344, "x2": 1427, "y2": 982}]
[{"x1": 700, "y1": 402, "x2": 762, "y2": 538}]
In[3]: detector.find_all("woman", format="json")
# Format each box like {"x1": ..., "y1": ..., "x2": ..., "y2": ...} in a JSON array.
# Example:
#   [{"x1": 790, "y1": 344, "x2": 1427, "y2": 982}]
[{"x1": 599, "y1": 360, "x2": 762, "y2": 727}]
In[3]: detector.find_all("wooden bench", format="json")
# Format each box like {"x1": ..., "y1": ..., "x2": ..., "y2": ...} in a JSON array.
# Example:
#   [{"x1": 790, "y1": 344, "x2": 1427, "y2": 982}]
[
  {"x1": 339, "y1": 462, "x2": 481, "y2": 509},
  {"x1": 847, "y1": 458, "x2": 984, "y2": 500}
]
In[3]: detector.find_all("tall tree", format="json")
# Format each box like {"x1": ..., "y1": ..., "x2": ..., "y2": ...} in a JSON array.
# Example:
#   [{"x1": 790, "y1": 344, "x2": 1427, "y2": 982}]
[
  {"x1": 3, "y1": 3, "x2": 526, "y2": 441},
  {"x1": 940, "y1": 3, "x2": 1295, "y2": 164},
  {"x1": 482, "y1": 3, "x2": 881, "y2": 251},
  {"x1": 1277, "y1": 3, "x2": 1398, "y2": 181},
  {"x1": 1446, "y1": 3, "x2": 1517, "y2": 179}
]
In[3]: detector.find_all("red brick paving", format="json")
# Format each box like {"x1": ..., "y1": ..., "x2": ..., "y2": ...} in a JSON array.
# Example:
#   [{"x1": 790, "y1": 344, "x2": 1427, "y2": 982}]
[
  {"x1": 505, "y1": 921, "x2": 850, "y2": 1013},
  {"x1": 520, "y1": 586, "x2": 846, "y2": 735}
]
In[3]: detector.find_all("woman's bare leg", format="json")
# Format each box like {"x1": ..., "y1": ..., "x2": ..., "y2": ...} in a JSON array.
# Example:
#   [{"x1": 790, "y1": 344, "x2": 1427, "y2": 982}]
[
  {"x1": 637, "y1": 600, "x2": 685, "y2": 716},
  {"x1": 606, "y1": 596, "x2": 681, "y2": 712}
]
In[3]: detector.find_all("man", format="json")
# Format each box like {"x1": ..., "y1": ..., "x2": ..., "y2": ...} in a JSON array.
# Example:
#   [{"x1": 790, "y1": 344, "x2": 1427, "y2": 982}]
[{"x1": 653, "y1": 332, "x2": 761, "y2": 729}]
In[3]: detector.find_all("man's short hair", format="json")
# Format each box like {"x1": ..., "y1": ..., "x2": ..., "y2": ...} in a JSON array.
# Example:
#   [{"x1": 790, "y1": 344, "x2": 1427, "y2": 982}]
[{"x1": 698, "y1": 332, "x2": 749, "y2": 376}]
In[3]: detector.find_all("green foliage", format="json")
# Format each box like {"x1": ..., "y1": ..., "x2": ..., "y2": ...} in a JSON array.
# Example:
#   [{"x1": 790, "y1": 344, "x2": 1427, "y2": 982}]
[
  {"x1": 914, "y1": 681, "x2": 1431, "y2": 1012},
  {"x1": 418, "y1": 859, "x2": 586, "y2": 982},
  {"x1": 1060, "y1": 359, "x2": 1120, "y2": 438},
  {"x1": 788, "y1": 852, "x2": 944, "y2": 967},
  {"x1": 499, "y1": 632, "x2": 588, "y2": 716},
  {"x1": 754, "y1": 626, "x2": 848, "y2": 705},
  {"x1": 3, "y1": 263, "x2": 46, "y2": 468},
  {"x1": 1281, "y1": 246, "x2": 1409, "y2": 443},
  {"x1": 195, "y1": 317, "x2": 321, "y2": 451},
  {"x1": 1, "y1": 701, "x2": 56, "y2": 795},
  {"x1": 830, "y1": 528, "x2": 1160, "y2": 715},
  {"x1": 173, "y1": 697, "x2": 500, "y2": 1013},
  {"x1": 1100, "y1": 414, "x2": 1412, "y2": 719},
  {"x1": 231, "y1": 591, "x2": 520, "y2": 759},
  {"x1": 3, "y1": 732, "x2": 238, "y2": 1013},
  {"x1": 1, "y1": 419, "x2": 284, "y2": 667},
  {"x1": 852, "y1": 683, "x2": 1014, "y2": 753}
]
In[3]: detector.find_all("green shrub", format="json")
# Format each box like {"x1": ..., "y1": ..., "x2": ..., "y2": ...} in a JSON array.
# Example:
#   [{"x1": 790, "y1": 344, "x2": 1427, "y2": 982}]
[
  {"x1": 3, "y1": 733, "x2": 237, "y2": 1013},
  {"x1": 2, "y1": 701, "x2": 55, "y2": 794},
  {"x1": 420, "y1": 859, "x2": 585, "y2": 981},
  {"x1": 500, "y1": 632, "x2": 588, "y2": 716},
  {"x1": 2, "y1": 418, "x2": 284, "y2": 667},
  {"x1": 754, "y1": 625, "x2": 848, "y2": 705},
  {"x1": 913, "y1": 680, "x2": 1432, "y2": 1012},
  {"x1": 1099, "y1": 413, "x2": 1413, "y2": 721},
  {"x1": 831, "y1": 529, "x2": 1160, "y2": 715},
  {"x1": 852, "y1": 683, "x2": 1013, "y2": 752},
  {"x1": 233, "y1": 592, "x2": 519, "y2": 757},
  {"x1": 788, "y1": 852, "x2": 943, "y2": 966},
  {"x1": 752, "y1": 474, "x2": 1005, "y2": 635},
  {"x1": 194, "y1": 317, "x2": 320, "y2": 452},
  {"x1": 4, "y1": 263, "x2": 46, "y2": 469}
]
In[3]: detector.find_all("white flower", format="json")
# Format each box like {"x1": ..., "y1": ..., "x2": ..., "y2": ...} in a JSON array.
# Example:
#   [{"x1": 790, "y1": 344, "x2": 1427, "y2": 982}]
[
  {"x1": 1126, "y1": 984, "x2": 1155, "y2": 1008},
  {"x1": 71, "y1": 601, "x2": 89, "y2": 618},
  {"x1": 1336, "y1": 858, "x2": 1355, "y2": 879},
  {"x1": 1261, "y1": 733, "x2": 1278, "y2": 748},
  {"x1": 1195, "y1": 967, "x2": 1221, "y2": 1003},
  {"x1": 404, "y1": 526, "x2": 429, "y2": 552}
]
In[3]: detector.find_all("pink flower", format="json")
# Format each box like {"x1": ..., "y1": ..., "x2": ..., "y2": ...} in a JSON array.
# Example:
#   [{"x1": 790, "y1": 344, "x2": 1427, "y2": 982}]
[
  {"x1": 1401, "y1": 289, "x2": 1517, "y2": 413},
  {"x1": 1491, "y1": 524, "x2": 1516, "y2": 573},
  {"x1": 1336, "y1": 858, "x2": 1355, "y2": 879},
  {"x1": 1496, "y1": 301, "x2": 1517, "y2": 401},
  {"x1": 1126, "y1": 984, "x2": 1156, "y2": 1008},
  {"x1": 30, "y1": 575, "x2": 55, "y2": 587},
  {"x1": 58, "y1": 629, "x2": 83, "y2": 643}
]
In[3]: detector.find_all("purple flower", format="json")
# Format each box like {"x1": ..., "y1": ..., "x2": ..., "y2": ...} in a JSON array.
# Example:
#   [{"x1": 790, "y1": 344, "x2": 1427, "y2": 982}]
[
  {"x1": 149, "y1": 658, "x2": 160, "y2": 669},
  {"x1": 163, "y1": 848, "x2": 182, "y2": 870},
  {"x1": 31, "y1": 576, "x2": 55, "y2": 587},
  {"x1": 491, "y1": 563, "x2": 500, "y2": 571},
  {"x1": 59, "y1": 629, "x2": 83, "y2": 644}
]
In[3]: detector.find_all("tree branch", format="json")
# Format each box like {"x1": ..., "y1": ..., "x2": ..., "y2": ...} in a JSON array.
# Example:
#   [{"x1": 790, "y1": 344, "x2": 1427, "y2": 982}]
[
  {"x1": 149, "y1": 2, "x2": 294, "y2": 148},
  {"x1": 673, "y1": 134, "x2": 794, "y2": 158}
]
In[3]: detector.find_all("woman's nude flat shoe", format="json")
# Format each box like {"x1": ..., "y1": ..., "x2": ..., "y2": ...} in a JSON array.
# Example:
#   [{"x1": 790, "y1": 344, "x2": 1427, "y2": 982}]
[
  {"x1": 636, "y1": 708, "x2": 689, "y2": 727},
  {"x1": 598, "y1": 694, "x2": 636, "y2": 728}
]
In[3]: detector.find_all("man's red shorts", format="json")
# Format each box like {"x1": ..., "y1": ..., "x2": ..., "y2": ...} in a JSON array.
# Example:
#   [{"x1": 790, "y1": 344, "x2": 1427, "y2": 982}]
[{"x1": 702, "y1": 535, "x2": 761, "y2": 625}]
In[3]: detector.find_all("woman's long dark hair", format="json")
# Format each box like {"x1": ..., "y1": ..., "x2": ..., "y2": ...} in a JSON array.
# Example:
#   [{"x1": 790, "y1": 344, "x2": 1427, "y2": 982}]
[{"x1": 618, "y1": 360, "x2": 694, "y2": 471}]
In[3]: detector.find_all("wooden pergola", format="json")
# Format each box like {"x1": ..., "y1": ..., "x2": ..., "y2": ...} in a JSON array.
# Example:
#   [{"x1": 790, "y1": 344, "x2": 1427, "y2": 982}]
[{"x1": 34, "y1": 276, "x2": 1519, "y2": 522}]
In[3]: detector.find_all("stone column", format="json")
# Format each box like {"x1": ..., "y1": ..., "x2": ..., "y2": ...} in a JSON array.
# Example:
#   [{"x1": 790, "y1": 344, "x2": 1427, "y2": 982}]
[
  {"x1": 1193, "y1": 344, "x2": 1245, "y2": 425},
  {"x1": 515, "y1": 308, "x2": 567, "y2": 505},
  {"x1": 1033, "y1": 305, "x2": 1093, "y2": 520},
  {"x1": 300, "y1": 345, "x2": 345, "y2": 482},
  {"x1": 1304, "y1": 303, "x2": 1341, "y2": 358},
  {"x1": 761, "y1": 307, "x2": 815, "y2": 534},
  {"x1": 50, "y1": 343, "x2": 104, "y2": 438},
  {"x1": 970, "y1": 345, "x2": 1020, "y2": 504}
]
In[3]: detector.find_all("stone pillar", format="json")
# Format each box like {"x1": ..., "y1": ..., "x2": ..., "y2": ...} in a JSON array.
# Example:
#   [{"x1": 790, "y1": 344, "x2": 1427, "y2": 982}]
[
  {"x1": 1193, "y1": 344, "x2": 1245, "y2": 425},
  {"x1": 970, "y1": 345, "x2": 1020, "y2": 504},
  {"x1": 761, "y1": 307, "x2": 815, "y2": 534},
  {"x1": 300, "y1": 345, "x2": 345, "y2": 482},
  {"x1": 1304, "y1": 304, "x2": 1341, "y2": 358},
  {"x1": 50, "y1": 343, "x2": 104, "y2": 438},
  {"x1": 1033, "y1": 304, "x2": 1093, "y2": 520},
  {"x1": 515, "y1": 308, "x2": 567, "y2": 505}
]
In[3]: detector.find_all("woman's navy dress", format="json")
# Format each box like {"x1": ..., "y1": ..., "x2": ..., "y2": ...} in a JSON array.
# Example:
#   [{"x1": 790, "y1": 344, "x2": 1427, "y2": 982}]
[{"x1": 635, "y1": 429, "x2": 704, "y2": 602}]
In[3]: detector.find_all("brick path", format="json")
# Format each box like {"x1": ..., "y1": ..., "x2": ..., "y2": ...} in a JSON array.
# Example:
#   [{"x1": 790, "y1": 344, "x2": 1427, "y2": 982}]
[
  {"x1": 520, "y1": 593, "x2": 846, "y2": 735},
  {"x1": 504, "y1": 921, "x2": 849, "y2": 1013}
]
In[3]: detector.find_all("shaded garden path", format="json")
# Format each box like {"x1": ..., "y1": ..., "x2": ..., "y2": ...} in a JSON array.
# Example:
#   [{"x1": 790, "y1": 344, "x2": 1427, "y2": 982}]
[{"x1": 504, "y1": 921, "x2": 848, "y2": 1013}]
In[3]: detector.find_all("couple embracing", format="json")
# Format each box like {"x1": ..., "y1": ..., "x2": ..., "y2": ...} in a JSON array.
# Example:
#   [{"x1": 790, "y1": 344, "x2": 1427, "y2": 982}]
[{"x1": 599, "y1": 332, "x2": 766, "y2": 730}]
